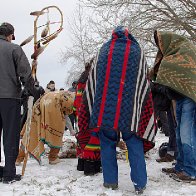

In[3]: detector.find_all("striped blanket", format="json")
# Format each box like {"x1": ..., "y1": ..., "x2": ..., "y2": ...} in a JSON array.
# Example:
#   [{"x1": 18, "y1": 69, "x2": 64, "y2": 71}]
[
  {"x1": 88, "y1": 26, "x2": 157, "y2": 152},
  {"x1": 75, "y1": 60, "x2": 100, "y2": 160}
]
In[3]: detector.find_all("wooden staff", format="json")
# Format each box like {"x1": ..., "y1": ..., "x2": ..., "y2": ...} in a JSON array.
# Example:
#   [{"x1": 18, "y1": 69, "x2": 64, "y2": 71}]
[{"x1": 21, "y1": 5, "x2": 63, "y2": 176}]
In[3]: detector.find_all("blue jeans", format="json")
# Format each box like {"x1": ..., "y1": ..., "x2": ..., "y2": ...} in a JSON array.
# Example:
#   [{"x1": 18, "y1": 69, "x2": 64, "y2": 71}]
[
  {"x1": 175, "y1": 97, "x2": 196, "y2": 178},
  {"x1": 99, "y1": 129, "x2": 147, "y2": 189}
]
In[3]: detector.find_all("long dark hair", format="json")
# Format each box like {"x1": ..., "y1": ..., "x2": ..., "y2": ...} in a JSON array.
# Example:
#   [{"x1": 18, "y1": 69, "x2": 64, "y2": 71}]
[{"x1": 77, "y1": 57, "x2": 95, "y2": 83}]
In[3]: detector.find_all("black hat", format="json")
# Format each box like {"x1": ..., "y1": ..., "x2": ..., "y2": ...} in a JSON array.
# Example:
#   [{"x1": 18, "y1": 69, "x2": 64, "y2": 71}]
[
  {"x1": 0, "y1": 22, "x2": 15, "y2": 40},
  {"x1": 49, "y1": 80, "x2": 55, "y2": 84}
]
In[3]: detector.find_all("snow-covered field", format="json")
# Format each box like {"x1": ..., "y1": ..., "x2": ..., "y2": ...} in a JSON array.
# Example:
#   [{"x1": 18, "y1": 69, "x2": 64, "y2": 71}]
[{"x1": 0, "y1": 132, "x2": 195, "y2": 196}]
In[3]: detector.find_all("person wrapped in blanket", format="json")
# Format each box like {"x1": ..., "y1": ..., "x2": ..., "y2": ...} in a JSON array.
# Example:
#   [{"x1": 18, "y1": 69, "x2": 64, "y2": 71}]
[
  {"x1": 16, "y1": 91, "x2": 74, "y2": 165},
  {"x1": 74, "y1": 58, "x2": 101, "y2": 176},
  {"x1": 152, "y1": 31, "x2": 196, "y2": 183},
  {"x1": 89, "y1": 26, "x2": 157, "y2": 194}
]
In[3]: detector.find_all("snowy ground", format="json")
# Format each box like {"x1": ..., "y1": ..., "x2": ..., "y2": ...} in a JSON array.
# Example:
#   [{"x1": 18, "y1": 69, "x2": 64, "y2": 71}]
[{"x1": 0, "y1": 131, "x2": 195, "y2": 196}]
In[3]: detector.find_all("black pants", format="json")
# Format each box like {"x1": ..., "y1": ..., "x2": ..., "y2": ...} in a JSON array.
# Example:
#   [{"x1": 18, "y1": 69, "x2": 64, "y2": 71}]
[
  {"x1": 159, "y1": 111, "x2": 170, "y2": 136},
  {"x1": 167, "y1": 106, "x2": 177, "y2": 154},
  {"x1": 0, "y1": 99, "x2": 21, "y2": 177},
  {"x1": 69, "y1": 113, "x2": 76, "y2": 130}
]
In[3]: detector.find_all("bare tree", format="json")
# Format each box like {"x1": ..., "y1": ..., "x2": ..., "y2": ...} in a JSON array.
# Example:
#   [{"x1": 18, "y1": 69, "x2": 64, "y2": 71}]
[
  {"x1": 81, "y1": 0, "x2": 195, "y2": 41},
  {"x1": 63, "y1": 0, "x2": 196, "y2": 83},
  {"x1": 81, "y1": 0, "x2": 195, "y2": 59},
  {"x1": 61, "y1": 5, "x2": 99, "y2": 85}
]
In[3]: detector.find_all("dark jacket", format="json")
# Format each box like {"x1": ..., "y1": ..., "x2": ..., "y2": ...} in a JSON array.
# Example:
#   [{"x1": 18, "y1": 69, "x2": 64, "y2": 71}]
[
  {"x1": 150, "y1": 81, "x2": 184, "y2": 115},
  {"x1": 21, "y1": 85, "x2": 45, "y2": 109},
  {"x1": 150, "y1": 81, "x2": 184, "y2": 101},
  {"x1": 33, "y1": 85, "x2": 45, "y2": 101},
  {"x1": 0, "y1": 35, "x2": 35, "y2": 99},
  {"x1": 150, "y1": 81, "x2": 171, "y2": 113}
]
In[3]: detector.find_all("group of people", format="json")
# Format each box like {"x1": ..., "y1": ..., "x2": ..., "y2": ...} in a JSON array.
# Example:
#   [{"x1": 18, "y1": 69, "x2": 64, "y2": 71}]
[
  {"x1": 71, "y1": 27, "x2": 196, "y2": 194},
  {"x1": 0, "y1": 22, "x2": 75, "y2": 183},
  {"x1": 0, "y1": 21, "x2": 195, "y2": 195}
]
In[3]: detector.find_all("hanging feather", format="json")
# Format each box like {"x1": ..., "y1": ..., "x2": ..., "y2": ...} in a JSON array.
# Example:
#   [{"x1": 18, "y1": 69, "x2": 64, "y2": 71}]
[
  {"x1": 31, "y1": 59, "x2": 38, "y2": 68},
  {"x1": 41, "y1": 22, "x2": 49, "y2": 38},
  {"x1": 31, "y1": 46, "x2": 45, "y2": 59},
  {"x1": 42, "y1": 34, "x2": 58, "y2": 45},
  {"x1": 30, "y1": 11, "x2": 45, "y2": 16},
  {"x1": 20, "y1": 35, "x2": 34, "y2": 47},
  {"x1": 31, "y1": 60, "x2": 38, "y2": 80}
]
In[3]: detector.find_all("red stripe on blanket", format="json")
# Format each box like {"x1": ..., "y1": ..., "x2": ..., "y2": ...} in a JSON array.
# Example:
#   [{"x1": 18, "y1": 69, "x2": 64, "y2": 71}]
[
  {"x1": 97, "y1": 37, "x2": 117, "y2": 127},
  {"x1": 114, "y1": 40, "x2": 131, "y2": 129}
]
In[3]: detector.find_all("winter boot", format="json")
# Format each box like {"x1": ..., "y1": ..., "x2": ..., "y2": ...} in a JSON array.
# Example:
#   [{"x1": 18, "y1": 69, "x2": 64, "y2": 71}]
[
  {"x1": 49, "y1": 158, "x2": 61, "y2": 165},
  {"x1": 156, "y1": 153, "x2": 175, "y2": 162},
  {"x1": 77, "y1": 158, "x2": 85, "y2": 171},
  {"x1": 103, "y1": 183, "x2": 118, "y2": 190},
  {"x1": 0, "y1": 166, "x2": 3, "y2": 181},
  {"x1": 135, "y1": 186, "x2": 146, "y2": 195},
  {"x1": 94, "y1": 160, "x2": 102, "y2": 173},
  {"x1": 162, "y1": 167, "x2": 179, "y2": 175},
  {"x1": 3, "y1": 174, "x2": 22, "y2": 184},
  {"x1": 84, "y1": 160, "x2": 96, "y2": 176}
]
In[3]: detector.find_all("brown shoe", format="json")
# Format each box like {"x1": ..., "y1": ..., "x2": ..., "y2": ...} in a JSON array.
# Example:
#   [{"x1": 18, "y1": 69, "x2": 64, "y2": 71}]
[
  {"x1": 156, "y1": 154, "x2": 175, "y2": 163},
  {"x1": 170, "y1": 172, "x2": 196, "y2": 183},
  {"x1": 162, "y1": 167, "x2": 178, "y2": 175},
  {"x1": 49, "y1": 158, "x2": 61, "y2": 165}
]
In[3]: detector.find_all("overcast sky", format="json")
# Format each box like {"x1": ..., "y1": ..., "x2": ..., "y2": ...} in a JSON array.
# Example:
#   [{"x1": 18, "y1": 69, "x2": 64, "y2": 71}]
[{"x1": 1, "y1": 0, "x2": 78, "y2": 89}]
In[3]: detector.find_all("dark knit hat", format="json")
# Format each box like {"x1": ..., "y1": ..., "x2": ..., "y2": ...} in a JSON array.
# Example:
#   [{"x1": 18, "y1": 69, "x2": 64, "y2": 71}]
[{"x1": 0, "y1": 22, "x2": 15, "y2": 40}]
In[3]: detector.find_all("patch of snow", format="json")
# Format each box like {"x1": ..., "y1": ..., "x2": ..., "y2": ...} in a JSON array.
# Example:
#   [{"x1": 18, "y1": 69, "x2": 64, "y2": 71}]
[{"x1": 0, "y1": 132, "x2": 195, "y2": 196}]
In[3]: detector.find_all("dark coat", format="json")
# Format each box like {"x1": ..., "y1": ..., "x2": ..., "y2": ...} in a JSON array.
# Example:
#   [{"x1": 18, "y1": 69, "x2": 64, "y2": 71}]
[
  {"x1": 150, "y1": 81, "x2": 184, "y2": 113},
  {"x1": 150, "y1": 81, "x2": 171, "y2": 113},
  {"x1": 0, "y1": 35, "x2": 34, "y2": 98}
]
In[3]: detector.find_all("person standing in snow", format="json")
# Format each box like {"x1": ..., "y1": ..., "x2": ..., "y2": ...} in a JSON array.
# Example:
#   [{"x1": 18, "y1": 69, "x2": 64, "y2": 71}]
[
  {"x1": 149, "y1": 80, "x2": 177, "y2": 162},
  {"x1": 152, "y1": 30, "x2": 196, "y2": 183},
  {"x1": 74, "y1": 59, "x2": 101, "y2": 176},
  {"x1": 68, "y1": 81, "x2": 77, "y2": 93},
  {"x1": 67, "y1": 81, "x2": 77, "y2": 130},
  {"x1": 0, "y1": 22, "x2": 36, "y2": 183},
  {"x1": 89, "y1": 26, "x2": 157, "y2": 194},
  {"x1": 45, "y1": 80, "x2": 56, "y2": 93}
]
